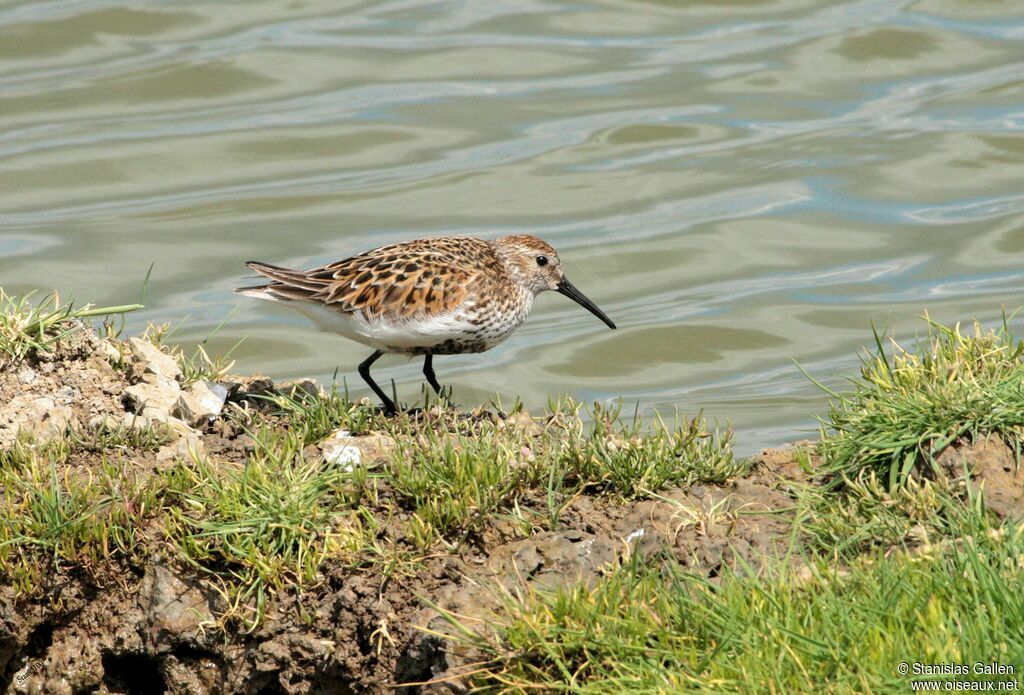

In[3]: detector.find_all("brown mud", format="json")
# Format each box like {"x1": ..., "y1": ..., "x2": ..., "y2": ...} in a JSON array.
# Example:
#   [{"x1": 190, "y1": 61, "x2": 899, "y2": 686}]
[{"x1": 1, "y1": 323, "x2": 1021, "y2": 694}]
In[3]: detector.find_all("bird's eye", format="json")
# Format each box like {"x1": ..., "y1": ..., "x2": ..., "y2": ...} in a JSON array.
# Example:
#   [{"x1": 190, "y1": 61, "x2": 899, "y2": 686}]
[{"x1": 536, "y1": 255, "x2": 548, "y2": 267}]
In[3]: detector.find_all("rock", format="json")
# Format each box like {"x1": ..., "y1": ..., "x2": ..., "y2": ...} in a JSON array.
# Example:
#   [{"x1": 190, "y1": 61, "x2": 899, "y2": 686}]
[
  {"x1": 323, "y1": 441, "x2": 362, "y2": 470},
  {"x1": 173, "y1": 381, "x2": 229, "y2": 427},
  {"x1": 17, "y1": 365, "x2": 37, "y2": 384},
  {"x1": 623, "y1": 527, "x2": 646, "y2": 544},
  {"x1": 124, "y1": 379, "x2": 181, "y2": 417},
  {"x1": 156, "y1": 435, "x2": 206, "y2": 465},
  {"x1": 139, "y1": 561, "x2": 215, "y2": 652},
  {"x1": 0, "y1": 395, "x2": 75, "y2": 446},
  {"x1": 234, "y1": 375, "x2": 275, "y2": 399},
  {"x1": 320, "y1": 429, "x2": 395, "y2": 469},
  {"x1": 321, "y1": 430, "x2": 361, "y2": 470},
  {"x1": 54, "y1": 385, "x2": 76, "y2": 405},
  {"x1": 277, "y1": 378, "x2": 320, "y2": 399},
  {"x1": 128, "y1": 337, "x2": 182, "y2": 382}
]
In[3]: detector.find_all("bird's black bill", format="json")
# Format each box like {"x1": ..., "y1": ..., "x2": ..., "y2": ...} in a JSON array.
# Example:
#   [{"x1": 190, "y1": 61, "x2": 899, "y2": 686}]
[{"x1": 556, "y1": 277, "x2": 616, "y2": 330}]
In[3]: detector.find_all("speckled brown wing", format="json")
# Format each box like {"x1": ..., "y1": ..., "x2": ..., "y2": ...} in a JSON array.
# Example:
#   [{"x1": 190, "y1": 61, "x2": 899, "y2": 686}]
[{"x1": 246, "y1": 237, "x2": 499, "y2": 320}]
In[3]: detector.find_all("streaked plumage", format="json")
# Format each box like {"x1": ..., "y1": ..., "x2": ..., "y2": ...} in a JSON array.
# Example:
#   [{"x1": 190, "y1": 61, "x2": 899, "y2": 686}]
[{"x1": 237, "y1": 234, "x2": 615, "y2": 413}]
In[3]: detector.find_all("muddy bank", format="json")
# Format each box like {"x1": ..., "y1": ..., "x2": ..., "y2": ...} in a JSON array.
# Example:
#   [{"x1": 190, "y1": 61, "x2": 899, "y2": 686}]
[{"x1": 2, "y1": 321, "x2": 1021, "y2": 694}]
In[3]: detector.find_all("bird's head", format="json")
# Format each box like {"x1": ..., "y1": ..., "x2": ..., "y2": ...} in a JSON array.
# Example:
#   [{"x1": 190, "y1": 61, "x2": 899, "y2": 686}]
[{"x1": 494, "y1": 234, "x2": 616, "y2": 330}]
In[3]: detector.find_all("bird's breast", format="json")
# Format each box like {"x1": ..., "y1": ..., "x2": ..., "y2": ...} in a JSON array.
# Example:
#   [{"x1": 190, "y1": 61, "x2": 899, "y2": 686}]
[
  {"x1": 461, "y1": 291, "x2": 534, "y2": 348},
  {"x1": 382, "y1": 291, "x2": 533, "y2": 355}
]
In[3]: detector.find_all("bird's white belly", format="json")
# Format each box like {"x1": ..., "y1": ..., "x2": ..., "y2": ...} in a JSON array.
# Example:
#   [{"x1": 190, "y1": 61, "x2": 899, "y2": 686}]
[{"x1": 286, "y1": 299, "x2": 528, "y2": 355}]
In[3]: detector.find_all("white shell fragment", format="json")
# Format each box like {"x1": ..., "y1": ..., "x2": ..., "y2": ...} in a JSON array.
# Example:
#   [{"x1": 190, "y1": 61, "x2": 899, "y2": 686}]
[
  {"x1": 321, "y1": 430, "x2": 362, "y2": 471},
  {"x1": 624, "y1": 528, "x2": 646, "y2": 544}
]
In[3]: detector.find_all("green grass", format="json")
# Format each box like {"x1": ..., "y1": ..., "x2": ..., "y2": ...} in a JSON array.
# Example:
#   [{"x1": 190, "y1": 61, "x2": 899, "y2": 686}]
[
  {"x1": 163, "y1": 426, "x2": 371, "y2": 628},
  {"x1": 0, "y1": 288, "x2": 141, "y2": 368},
  {"x1": 0, "y1": 449, "x2": 163, "y2": 595},
  {"x1": 813, "y1": 315, "x2": 1024, "y2": 488},
  {"x1": 795, "y1": 470, "x2": 986, "y2": 558},
  {"x1": 386, "y1": 426, "x2": 532, "y2": 548},
  {"x1": 373, "y1": 401, "x2": 739, "y2": 549},
  {"x1": 264, "y1": 384, "x2": 381, "y2": 443},
  {"x1": 251, "y1": 391, "x2": 741, "y2": 551},
  {"x1": 66, "y1": 419, "x2": 173, "y2": 453},
  {"x1": 9, "y1": 289, "x2": 1024, "y2": 675},
  {"x1": 558, "y1": 403, "x2": 744, "y2": 498},
  {"x1": 442, "y1": 515, "x2": 1024, "y2": 693},
  {"x1": 419, "y1": 315, "x2": 1024, "y2": 692}
]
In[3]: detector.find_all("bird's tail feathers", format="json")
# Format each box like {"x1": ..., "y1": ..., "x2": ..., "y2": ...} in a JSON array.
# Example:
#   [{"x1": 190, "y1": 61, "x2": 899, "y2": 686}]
[{"x1": 234, "y1": 285, "x2": 280, "y2": 301}]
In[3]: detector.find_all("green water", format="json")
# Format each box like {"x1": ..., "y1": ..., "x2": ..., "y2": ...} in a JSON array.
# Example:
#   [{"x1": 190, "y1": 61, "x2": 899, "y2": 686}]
[{"x1": 2, "y1": 0, "x2": 1022, "y2": 454}]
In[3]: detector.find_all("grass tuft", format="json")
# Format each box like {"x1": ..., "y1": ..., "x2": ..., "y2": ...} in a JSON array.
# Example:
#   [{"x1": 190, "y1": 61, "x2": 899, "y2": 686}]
[
  {"x1": 386, "y1": 426, "x2": 529, "y2": 548},
  {"x1": 264, "y1": 385, "x2": 379, "y2": 443},
  {"x1": 0, "y1": 289, "x2": 142, "y2": 368},
  {"x1": 559, "y1": 403, "x2": 743, "y2": 498},
  {"x1": 796, "y1": 471, "x2": 989, "y2": 557},
  {"x1": 815, "y1": 314, "x2": 1024, "y2": 488}
]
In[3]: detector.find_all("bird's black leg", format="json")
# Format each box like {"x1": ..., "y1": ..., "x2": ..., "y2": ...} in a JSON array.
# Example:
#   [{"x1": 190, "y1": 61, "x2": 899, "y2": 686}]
[
  {"x1": 423, "y1": 354, "x2": 443, "y2": 395},
  {"x1": 358, "y1": 350, "x2": 395, "y2": 414}
]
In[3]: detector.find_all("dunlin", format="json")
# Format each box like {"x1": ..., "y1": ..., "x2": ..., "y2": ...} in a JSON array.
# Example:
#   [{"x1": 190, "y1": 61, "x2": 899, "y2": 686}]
[{"x1": 236, "y1": 235, "x2": 616, "y2": 413}]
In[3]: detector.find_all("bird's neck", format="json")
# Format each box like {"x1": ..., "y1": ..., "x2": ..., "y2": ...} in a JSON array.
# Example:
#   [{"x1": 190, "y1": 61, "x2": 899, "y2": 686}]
[{"x1": 492, "y1": 243, "x2": 540, "y2": 296}]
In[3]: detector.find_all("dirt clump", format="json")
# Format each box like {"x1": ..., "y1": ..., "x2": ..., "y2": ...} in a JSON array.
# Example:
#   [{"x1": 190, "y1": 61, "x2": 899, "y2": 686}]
[
  {"x1": 936, "y1": 436, "x2": 1024, "y2": 518},
  {"x1": 1, "y1": 324, "x2": 121, "y2": 448}
]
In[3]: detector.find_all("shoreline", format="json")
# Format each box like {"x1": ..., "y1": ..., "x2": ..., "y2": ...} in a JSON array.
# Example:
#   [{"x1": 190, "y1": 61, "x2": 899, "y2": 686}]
[{"x1": 2, "y1": 293, "x2": 1023, "y2": 692}]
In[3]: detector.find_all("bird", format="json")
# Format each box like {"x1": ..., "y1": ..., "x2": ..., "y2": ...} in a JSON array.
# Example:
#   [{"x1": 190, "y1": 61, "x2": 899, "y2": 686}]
[{"x1": 236, "y1": 234, "x2": 616, "y2": 414}]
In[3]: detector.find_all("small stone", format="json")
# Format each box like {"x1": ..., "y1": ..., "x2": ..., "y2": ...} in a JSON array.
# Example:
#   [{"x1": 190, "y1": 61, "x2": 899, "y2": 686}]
[
  {"x1": 124, "y1": 379, "x2": 181, "y2": 417},
  {"x1": 623, "y1": 528, "x2": 646, "y2": 544},
  {"x1": 128, "y1": 337, "x2": 182, "y2": 382},
  {"x1": 54, "y1": 385, "x2": 76, "y2": 405},
  {"x1": 156, "y1": 435, "x2": 205, "y2": 464},
  {"x1": 227, "y1": 375, "x2": 275, "y2": 400},
  {"x1": 173, "y1": 381, "x2": 229, "y2": 427},
  {"x1": 17, "y1": 365, "x2": 37, "y2": 384},
  {"x1": 278, "y1": 378, "x2": 320, "y2": 399},
  {"x1": 0, "y1": 395, "x2": 75, "y2": 446},
  {"x1": 322, "y1": 429, "x2": 358, "y2": 469},
  {"x1": 324, "y1": 443, "x2": 362, "y2": 470}
]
